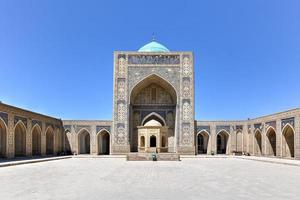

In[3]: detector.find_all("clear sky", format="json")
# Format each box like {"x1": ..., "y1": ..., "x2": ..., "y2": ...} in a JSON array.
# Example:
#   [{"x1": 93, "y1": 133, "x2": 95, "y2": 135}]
[{"x1": 0, "y1": 0, "x2": 299, "y2": 120}]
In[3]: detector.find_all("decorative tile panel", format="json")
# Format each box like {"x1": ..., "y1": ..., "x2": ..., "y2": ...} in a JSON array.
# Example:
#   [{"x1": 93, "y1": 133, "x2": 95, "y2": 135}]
[
  {"x1": 32, "y1": 120, "x2": 42, "y2": 129},
  {"x1": 235, "y1": 125, "x2": 243, "y2": 131},
  {"x1": 254, "y1": 123, "x2": 262, "y2": 131},
  {"x1": 128, "y1": 55, "x2": 180, "y2": 65},
  {"x1": 96, "y1": 126, "x2": 111, "y2": 133},
  {"x1": 0, "y1": 112, "x2": 8, "y2": 126},
  {"x1": 216, "y1": 125, "x2": 230, "y2": 134},
  {"x1": 266, "y1": 121, "x2": 276, "y2": 129},
  {"x1": 281, "y1": 117, "x2": 295, "y2": 129},
  {"x1": 14, "y1": 116, "x2": 27, "y2": 128},
  {"x1": 197, "y1": 125, "x2": 210, "y2": 134}
]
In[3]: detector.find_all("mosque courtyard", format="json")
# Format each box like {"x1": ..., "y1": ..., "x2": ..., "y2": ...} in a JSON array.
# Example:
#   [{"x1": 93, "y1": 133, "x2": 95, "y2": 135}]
[{"x1": 0, "y1": 157, "x2": 299, "y2": 200}]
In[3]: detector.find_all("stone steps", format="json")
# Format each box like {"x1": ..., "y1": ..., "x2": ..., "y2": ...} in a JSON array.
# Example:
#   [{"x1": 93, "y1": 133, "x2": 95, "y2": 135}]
[{"x1": 127, "y1": 153, "x2": 180, "y2": 161}]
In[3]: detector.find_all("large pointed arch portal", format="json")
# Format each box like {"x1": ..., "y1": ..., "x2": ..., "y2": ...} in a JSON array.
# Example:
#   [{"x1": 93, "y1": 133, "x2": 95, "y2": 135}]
[{"x1": 129, "y1": 74, "x2": 177, "y2": 152}]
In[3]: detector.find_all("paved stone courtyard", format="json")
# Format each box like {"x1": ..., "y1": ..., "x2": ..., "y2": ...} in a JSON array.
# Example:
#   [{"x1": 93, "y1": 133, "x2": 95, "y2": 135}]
[{"x1": 0, "y1": 158, "x2": 300, "y2": 200}]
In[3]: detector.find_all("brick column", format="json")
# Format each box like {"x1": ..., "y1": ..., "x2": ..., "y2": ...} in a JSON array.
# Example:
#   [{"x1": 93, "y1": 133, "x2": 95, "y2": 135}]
[
  {"x1": 242, "y1": 124, "x2": 247, "y2": 153},
  {"x1": 7, "y1": 113, "x2": 14, "y2": 158},
  {"x1": 276, "y1": 119, "x2": 281, "y2": 157},
  {"x1": 70, "y1": 125, "x2": 78, "y2": 154},
  {"x1": 41, "y1": 122, "x2": 46, "y2": 156},
  {"x1": 211, "y1": 124, "x2": 217, "y2": 154},
  {"x1": 26, "y1": 119, "x2": 32, "y2": 156},
  {"x1": 91, "y1": 125, "x2": 97, "y2": 155},
  {"x1": 261, "y1": 122, "x2": 266, "y2": 156},
  {"x1": 230, "y1": 125, "x2": 235, "y2": 154},
  {"x1": 250, "y1": 124, "x2": 254, "y2": 155}
]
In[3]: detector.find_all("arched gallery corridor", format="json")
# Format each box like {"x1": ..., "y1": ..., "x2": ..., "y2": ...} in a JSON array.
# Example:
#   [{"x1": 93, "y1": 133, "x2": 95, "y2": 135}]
[
  {"x1": 0, "y1": 119, "x2": 6, "y2": 158},
  {"x1": 282, "y1": 125, "x2": 295, "y2": 158},
  {"x1": 217, "y1": 131, "x2": 229, "y2": 154},
  {"x1": 266, "y1": 127, "x2": 276, "y2": 156},
  {"x1": 14, "y1": 122, "x2": 26, "y2": 157},
  {"x1": 32, "y1": 125, "x2": 41, "y2": 156},
  {"x1": 46, "y1": 127, "x2": 54, "y2": 155},
  {"x1": 97, "y1": 130, "x2": 110, "y2": 155},
  {"x1": 254, "y1": 130, "x2": 262, "y2": 156},
  {"x1": 197, "y1": 131, "x2": 209, "y2": 154},
  {"x1": 78, "y1": 130, "x2": 90, "y2": 154}
]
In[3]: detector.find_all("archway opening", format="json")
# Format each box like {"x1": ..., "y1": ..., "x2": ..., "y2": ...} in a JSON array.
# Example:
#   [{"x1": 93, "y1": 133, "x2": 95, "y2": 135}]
[
  {"x1": 14, "y1": 123, "x2": 26, "y2": 157},
  {"x1": 64, "y1": 130, "x2": 72, "y2": 155},
  {"x1": 32, "y1": 126, "x2": 41, "y2": 156},
  {"x1": 197, "y1": 131, "x2": 209, "y2": 154},
  {"x1": 0, "y1": 120, "x2": 7, "y2": 158},
  {"x1": 162, "y1": 136, "x2": 166, "y2": 148},
  {"x1": 254, "y1": 130, "x2": 262, "y2": 156},
  {"x1": 150, "y1": 135, "x2": 156, "y2": 147},
  {"x1": 78, "y1": 130, "x2": 90, "y2": 154},
  {"x1": 236, "y1": 131, "x2": 243, "y2": 152},
  {"x1": 140, "y1": 136, "x2": 145, "y2": 147},
  {"x1": 282, "y1": 125, "x2": 294, "y2": 158},
  {"x1": 129, "y1": 74, "x2": 177, "y2": 152},
  {"x1": 98, "y1": 131, "x2": 110, "y2": 155},
  {"x1": 46, "y1": 128, "x2": 54, "y2": 155},
  {"x1": 217, "y1": 131, "x2": 229, "y2": 154},
  {"x1": 266, "y1": 128, "x2": 276, "y2": 156}
]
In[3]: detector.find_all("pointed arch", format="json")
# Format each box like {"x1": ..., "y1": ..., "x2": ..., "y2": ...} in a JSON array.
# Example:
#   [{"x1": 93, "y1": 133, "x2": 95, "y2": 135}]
[
  {"x1": 14, "y1": 121, "x2": 27, "y2": 157},
  {"x1": 130, "y1": 73, "x2": 178, "y2": 104},
  {"x1": 266, "y1": 126, "x2": 276, "y2": 156},
  {"x1": 97, "y1": 129, "x2": 110, "y2": 155},
  {"x1": 140, "y1": 136, "x2": 145, "y2": 148},
  {"x1": 282, "y1": 123, "x2": 294, "y2": 158},
  {"x1": 216, "y1": 130, "x2": 230, "y2": 154},
  {"x1": 54, "y1": 128, "x2": 62, "y2": 154},
  {"x1": 31, "y1": 124, "x2": 42, "y2": 156},
  {"x1": 196, "y1": 130, "x2": 210, "y2": 154},
  {"x1": 236, "y1": 130, "x2": 243, "y2": 152},
  {"x1": 0, "y1": 118, "x2": 7, "y2": 158},
  {"x1": 216, "y1": 129, "x2": 230, "y2": 136},
  {"x1": 254, "y1": 129, "x2": 262, "y2": 156},
  {"x1": 46, "y1": 126, "x2": 54, "y2": 155},
  {"x1": 78, "y1": 128, "x2": 91, "y2": 154},
  {"x1": 141, "y1": 112, "x2": 166, "y2": 126},
  {"x1": 64, "y1": 129, "x2": 72, "y2": 154},
  {"x1": 150, "y1": 135, "x2": 157, "y2": 147},
  {"x1": 129, "y1": 73, "x2": 177, "y2": 153}
]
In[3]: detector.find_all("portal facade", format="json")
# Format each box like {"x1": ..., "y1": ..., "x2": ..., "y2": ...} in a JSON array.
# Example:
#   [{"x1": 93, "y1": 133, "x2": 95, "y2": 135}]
[{"x1": 111, "y1": 43, "x2": 195, "y2": 154}]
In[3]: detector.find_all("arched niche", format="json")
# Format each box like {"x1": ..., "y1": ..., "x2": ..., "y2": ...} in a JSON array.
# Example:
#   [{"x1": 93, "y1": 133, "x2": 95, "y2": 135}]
[
  {"x1": 254, "y1": 130, "x2": 262, "y2": 156},
  {"x1": 0, "y1": 118, "x2": 7, "y2": 158},
  {"x1": 78, "y1": 129, "x2": 90, "y2": 154},
  {"x1": 217, "y1": 130, "x2": 230, "y2": 154},
  {"x1": 32, "y1": 124, "x2": 42, "y2": 156},
  {"x1": 46, "y1": 126, "x2": 54, "y2": 155},
  {"x1": 282, "y1": 124, "x2": 294, "y2": 158},
  {"x1": 97, "y1": 130, "x2": 110, "y2": 155},
  {"x1": 14, "y1": 121, "x2": 27, "y2": 157},
  {"x1": 196, "y1": 130, "x2": 209, "y2": 154},
  {"x1": 129, "y1": 74, "x2": 177, "y2": 152},
  {"x1": 266, "y1": 127, "x2": 276, "y2": 156}
]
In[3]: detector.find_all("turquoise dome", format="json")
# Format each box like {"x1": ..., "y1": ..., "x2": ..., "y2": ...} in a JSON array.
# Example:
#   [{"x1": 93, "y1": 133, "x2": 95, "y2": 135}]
[{"x1": 138, "y1": 41, "x2": 170, "y2": 52}]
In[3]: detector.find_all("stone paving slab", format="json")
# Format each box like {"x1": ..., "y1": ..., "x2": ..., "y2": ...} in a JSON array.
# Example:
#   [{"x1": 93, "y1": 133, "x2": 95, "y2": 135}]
[
  {"x1": 0, "y1": 156, "x2": 72, "y2": 168},
  {"x1": 181, "y1": 155, "x2": 300, "y2": 166},
  {"x1": 236, "y1": 156, "x2": 300, "y2": 167},
  {"x1": 1, "y1": 157, "x2": 300, "y2": 200}
]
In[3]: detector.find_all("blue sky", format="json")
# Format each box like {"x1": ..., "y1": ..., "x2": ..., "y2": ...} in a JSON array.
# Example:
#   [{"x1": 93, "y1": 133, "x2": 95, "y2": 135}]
[{"x1": 0, "y1": 0, "x2": 299, "y2": 120}]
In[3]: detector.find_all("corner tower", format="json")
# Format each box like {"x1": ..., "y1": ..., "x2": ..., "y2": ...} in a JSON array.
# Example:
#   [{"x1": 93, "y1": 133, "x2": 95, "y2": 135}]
[{"x1": 112, "y1": 40, "x2": 195, "y2": 154}]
